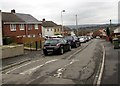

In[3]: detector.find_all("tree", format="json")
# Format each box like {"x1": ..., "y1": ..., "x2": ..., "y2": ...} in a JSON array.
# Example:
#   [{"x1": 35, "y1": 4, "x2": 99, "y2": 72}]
[{"x1": 106, "y1": 27, "x2": 110, "y2": 37}]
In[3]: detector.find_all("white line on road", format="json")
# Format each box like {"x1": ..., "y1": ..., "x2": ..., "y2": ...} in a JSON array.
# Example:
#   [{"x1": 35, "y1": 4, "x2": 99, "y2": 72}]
[
  {"x1": 54, "y1": 59, "x2": 79, "y2": 78},
  {"x1": 5, "y1": 59, "x2": 47, "y2": 74},
  {"x1": 96, "y1": 44, "x2": 106, "y2": 86},
  {"x1": 20, "y1": 59, "x2": 58, "y2": 75}
]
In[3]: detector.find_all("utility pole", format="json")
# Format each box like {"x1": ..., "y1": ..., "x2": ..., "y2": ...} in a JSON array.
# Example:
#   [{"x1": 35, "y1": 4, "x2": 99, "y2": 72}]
[
  {"x1": 75, "y1": 14, "x2": 78, "y2": 36},
  {"x1": 61, "y1": 10, "x2": 65, "y2": 36}
]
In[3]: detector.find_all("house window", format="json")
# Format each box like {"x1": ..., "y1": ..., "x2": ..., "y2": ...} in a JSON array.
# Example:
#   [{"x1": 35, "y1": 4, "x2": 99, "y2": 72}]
[
  {"x1": 28, "y1": 35, "x2": 31, "y2": 38},
  {"x1": 28, "y1": 25, "x2": 32, "y2": 30},
  {"x1": 19, "y1": 24, "x2": 24, "y2": 30},
  {"x1": 33, "y1": 34, "x2": 36, "y2": 37},
  {"x1": 35, "y1": 24, "x2": 38, "y2": 30},
  {"x1": 10, "y1": 24, "x2": 16, "y2": 31},
  {"x1": 23, "y1": 35, "x2": 26, "y2": 37},
  {"x1": 54, "y1": 29, "x2": 56, "y2": 32}
]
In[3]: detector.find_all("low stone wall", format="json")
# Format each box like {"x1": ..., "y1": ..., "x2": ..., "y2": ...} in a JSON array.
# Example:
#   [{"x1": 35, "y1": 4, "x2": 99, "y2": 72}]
[{"x1": 2, "y1": 45, "x2": 24, "y2": 59}]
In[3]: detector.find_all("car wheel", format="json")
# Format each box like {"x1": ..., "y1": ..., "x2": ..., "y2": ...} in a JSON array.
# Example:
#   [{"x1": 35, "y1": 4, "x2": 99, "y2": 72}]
[
  {"x1": 69, "y1": 45, "x2": 71, "y2": 51},
  {"x1": 79, "y1": 43, "x2": 81, "y2": 46},
  {"x1": 43, "y1": 51, "x2": 48, "y2": 56},
  {"x1": 60, "y1": 47, "x2": 64, "y2": 55},
  {"x1": 75, "y1": 43, "x2": 78, "y2": 48}
]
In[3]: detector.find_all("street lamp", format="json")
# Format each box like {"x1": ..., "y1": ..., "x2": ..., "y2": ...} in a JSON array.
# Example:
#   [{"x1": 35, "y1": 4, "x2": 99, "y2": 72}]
[{"x1": 61, "y1": 10, "x2": 65, "y2": 36}]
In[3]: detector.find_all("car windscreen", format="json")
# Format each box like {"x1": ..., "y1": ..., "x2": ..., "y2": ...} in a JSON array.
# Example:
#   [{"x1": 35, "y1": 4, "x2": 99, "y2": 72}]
[{"x1": 44, "y1": 39, "x2": 59, "y2": 45}]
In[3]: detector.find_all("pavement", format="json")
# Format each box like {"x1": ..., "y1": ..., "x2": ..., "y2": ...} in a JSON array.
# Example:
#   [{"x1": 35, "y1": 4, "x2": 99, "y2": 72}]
[
  {"x1": 2, "y1": 50, "x2": 43, "y2": 69},
  {"x1": 101, "y1": 41, "x2": 120, "y2": 85}
]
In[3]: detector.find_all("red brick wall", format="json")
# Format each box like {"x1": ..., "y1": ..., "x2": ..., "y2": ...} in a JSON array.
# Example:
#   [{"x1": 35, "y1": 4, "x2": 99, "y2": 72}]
[
  {"x1": 3, "y1": 24, "x2": 42, "y2": 38},
  {"x1": 3, "y1": 24, "x2": 26, "y2": 37}
]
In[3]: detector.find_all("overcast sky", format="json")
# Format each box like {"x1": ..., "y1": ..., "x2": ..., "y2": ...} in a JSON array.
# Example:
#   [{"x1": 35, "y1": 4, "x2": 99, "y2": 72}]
[{"x1": 0, "y1": 0, "x2": 119, "y2": 25}]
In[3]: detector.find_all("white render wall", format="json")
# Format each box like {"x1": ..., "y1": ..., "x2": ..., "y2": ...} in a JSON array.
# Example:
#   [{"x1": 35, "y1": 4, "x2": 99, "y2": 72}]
[
  {"x1": 0, "y1": 10, "x2": 2, "y2": 46},
  {"x1": 42, "y1": 27, "x2": 54, "y2": 37}
]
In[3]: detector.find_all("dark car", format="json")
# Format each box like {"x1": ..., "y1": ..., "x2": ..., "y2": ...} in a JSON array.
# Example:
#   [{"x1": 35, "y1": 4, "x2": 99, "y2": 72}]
[
  {"x1": 64, "y1": 36, "x2": 81, "y2": 48},
  {"x1": 43, "y1": 38, "x2": 71, "y2": 55}
]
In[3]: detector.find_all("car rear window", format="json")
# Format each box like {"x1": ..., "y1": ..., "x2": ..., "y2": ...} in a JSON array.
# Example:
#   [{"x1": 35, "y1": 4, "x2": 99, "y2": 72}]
[
  {"x1": 65, "y1": 36, "x2": 73, "y2": 40},
  {"x1": 44, "y1": 39, "x2": 58, "y2": 45}
]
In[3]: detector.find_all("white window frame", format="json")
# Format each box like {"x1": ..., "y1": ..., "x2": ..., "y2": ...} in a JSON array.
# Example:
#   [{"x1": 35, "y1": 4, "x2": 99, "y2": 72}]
[
  {"x1": 28, "y1": 35, "x2": 31, "y2": 38},
  {"x1": 10, "y1": 24, "x2": 16, "y2": 31},
  {"x1": 35, "y1": 24, "x2": 38, "y2": 30},
  {"x1": 33, "y1": 34, "x2": 36, "y2": 37},
  {"x1": 19, "y1": 24, "x2": 24, "y2": 30}
]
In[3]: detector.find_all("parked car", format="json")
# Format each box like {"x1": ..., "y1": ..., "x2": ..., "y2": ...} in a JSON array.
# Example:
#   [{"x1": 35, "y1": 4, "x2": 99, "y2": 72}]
[
  {"x1": 64, "y1": 36, "x2": 81, "y2": 48},
  {"x1": 43, "y1": 38, "x2": 71, "y2": 55},
  {"x1": 78, "y1": 36, "x2": 86, "y2": 43}
]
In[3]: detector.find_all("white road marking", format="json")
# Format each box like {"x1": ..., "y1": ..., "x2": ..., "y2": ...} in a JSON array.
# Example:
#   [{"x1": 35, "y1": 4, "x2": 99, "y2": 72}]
[
  {"x1": 20, "y1": 59, "x2": 58, "y2": 75},
  {"x1": 96, "y1": 45, "x2": 106, "y2": 86},
  {"x1": 54, "y1": 59, "x2": 79, "y2": 78},
  {"x1": 5, "y1": 59, "x2": 46, "y2": 74}
]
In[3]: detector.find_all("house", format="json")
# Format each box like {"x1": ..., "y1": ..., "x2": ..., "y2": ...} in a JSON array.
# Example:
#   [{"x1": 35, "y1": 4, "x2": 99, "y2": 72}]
[
  {"x1": 54, "y1": 25, "x2": 62, "y2": 35},
  {"x1": 63, "y1": 26, "x2": 72, "y2": 36},
  {"x1": 0, "y1": 10, "x2": 2, "y2": 45},
  {"x1": 41, "y1": 19, "x2": 58, "y2": 37},
  {"x1": 2, "y1": 10, "x2": 42, "y2": 44},
  {"x1": 114, "y1": 27, "x2": 120, "y2": 35}
]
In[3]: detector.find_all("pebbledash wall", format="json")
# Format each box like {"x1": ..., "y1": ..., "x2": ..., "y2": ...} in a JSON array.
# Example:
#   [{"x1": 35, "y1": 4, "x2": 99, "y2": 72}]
[
  {"x1": 0, "y1": 10, "x2": 2, "y2": 86},
  {"x1": 2, "y1": 45, "x2": 24, "y2": 59},
  {"x1": 0, "y1": 10, "x2": 2, "y2": 46}
]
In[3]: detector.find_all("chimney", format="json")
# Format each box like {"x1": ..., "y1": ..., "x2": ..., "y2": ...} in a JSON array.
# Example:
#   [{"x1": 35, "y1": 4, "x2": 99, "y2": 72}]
[
  {"x1": 42, "y1": 18, "x2": 46, "y2": 22},
  {"x1": 11, "y1": 9, "x2": 15, "y2": 13}
]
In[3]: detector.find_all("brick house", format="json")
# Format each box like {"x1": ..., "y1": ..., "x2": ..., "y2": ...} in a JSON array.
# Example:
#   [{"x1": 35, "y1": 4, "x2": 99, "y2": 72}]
[{"x1": 2, "y1": 10, "x2": 42, "y2": 44}]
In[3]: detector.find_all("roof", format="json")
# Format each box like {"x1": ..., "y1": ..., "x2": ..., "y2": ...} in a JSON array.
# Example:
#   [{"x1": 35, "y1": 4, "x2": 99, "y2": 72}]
[
  {"x1": 63, "y1": 26, "x2": 72, "y2": 31},
  {"x1": 2, "y1": 12, "x2": 40, "y2": 24},
  {"x1": 2, "y1": 12, "x2": 24, "y2": 22},
  {"x1": 42, "y1": 21, "x2": 57, "y2": 27},
  {"x1": 15, "y1": 13, "x2": 39, "y2": 23},
  {"x1": 114, "y1": 27, "x2": 120, "y2": 33}
]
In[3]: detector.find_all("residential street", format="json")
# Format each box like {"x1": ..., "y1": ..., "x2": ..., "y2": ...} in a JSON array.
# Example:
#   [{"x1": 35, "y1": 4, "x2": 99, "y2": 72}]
[
  {"x1": 1, "y1": 1, "x2": 119, "y2": 86},
  {"x1": 1, "y1": 39, "x2": 120, "y2": 85},
  {"x1": 1, "y1": 39, "x2": 103, "y2": 85}
]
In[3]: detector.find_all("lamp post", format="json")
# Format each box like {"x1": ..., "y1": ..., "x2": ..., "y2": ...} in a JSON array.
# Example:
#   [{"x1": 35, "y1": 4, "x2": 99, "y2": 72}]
[
  {"x1": 61, "y1": 10, "x2": 65, "y2": 36},
  {"x1": 110, "y1": 19, "x2": 111, "y2": 29}
]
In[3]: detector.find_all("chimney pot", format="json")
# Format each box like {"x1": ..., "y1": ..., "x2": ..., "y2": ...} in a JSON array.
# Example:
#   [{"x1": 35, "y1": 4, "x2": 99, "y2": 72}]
[
  {"x1": 11, "y1": 9, "x2": 15, "y2": 13},
  {"x1": 42, "y1": 18, "x2": 45, "y2": 22}
]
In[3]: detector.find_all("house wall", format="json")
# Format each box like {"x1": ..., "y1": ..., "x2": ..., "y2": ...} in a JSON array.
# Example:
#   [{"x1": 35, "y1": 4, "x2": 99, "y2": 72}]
[
  {"x1": 3, "y1": 24, "x2": 26, "y2": 37},
  {"x1": 42, "y1": 26, "x2": 45, "y2": 37},
  {"x1": 54, "y1": 27, "x2": 61, "y2": 35},
  {"x1": 43, "y1": 27, "x2": 54, "y2": 37},
  {"x1": 3, "y1": 24, "x2": 42, "y2": 38},
  {"x1": 27, "y1": 24, "x2": 42, "y2": 37}
]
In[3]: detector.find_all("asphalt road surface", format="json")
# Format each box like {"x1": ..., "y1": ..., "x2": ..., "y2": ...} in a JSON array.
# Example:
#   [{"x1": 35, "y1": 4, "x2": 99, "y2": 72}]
[{"x1": 2, "y1": 39, "x2": 104, "y2": 85}]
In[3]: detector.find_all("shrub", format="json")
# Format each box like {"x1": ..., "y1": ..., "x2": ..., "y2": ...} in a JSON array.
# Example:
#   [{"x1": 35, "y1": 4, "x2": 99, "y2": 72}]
[{"x1": 3, "y1": 37, "x2": 13, "y2": 45}]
